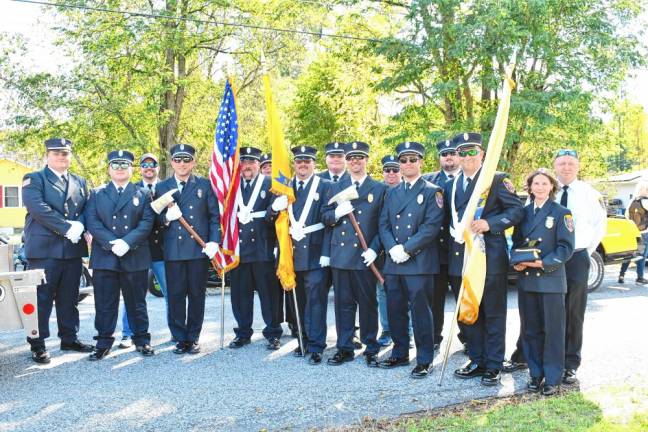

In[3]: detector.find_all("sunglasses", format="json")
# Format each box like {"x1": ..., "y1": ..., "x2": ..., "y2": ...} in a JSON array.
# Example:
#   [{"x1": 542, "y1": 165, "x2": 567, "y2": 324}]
[
  {"x1": 346, "y1": 155, "x2": 366, "y2": 161},
  {"x1": 440, "y1": 151, "x2": 457, "y2": 157},
  {"x1": 459, "y1": 149, "x2": 480, "y2": 157},
  {"x1": 556, "y1": 149, "x2": 578, "y2": 158},
  {"x1": 399, "y1": 156, "x2": 420, "y2": 164},
  {"x1": 110, "y1": 161, "x2": 132, "y2": 170},
  {"x1": 140, "y1": 161, "x2": 158, "y2": 169},
  {"x1": 383, "y1": 167, "x2": 400, "y2": 174},
  {"x1": 294, "y1": 158, "x2": 313, "y2": 165},
  {"x1": 172, "y1": 156, "x2": 193, "y2": 163}
]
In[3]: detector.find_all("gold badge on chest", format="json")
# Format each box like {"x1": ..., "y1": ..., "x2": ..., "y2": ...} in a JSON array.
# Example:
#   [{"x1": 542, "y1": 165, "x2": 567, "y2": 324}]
[
  {"x1": 367, "y1": 193, "x2": 374, "y2": 203},
  {"x1": 545, "y1": 216, "x2": 554, "y2": 229},
  {"x1": 417, "y1": 194, "x2": 424, "y2": 204}
]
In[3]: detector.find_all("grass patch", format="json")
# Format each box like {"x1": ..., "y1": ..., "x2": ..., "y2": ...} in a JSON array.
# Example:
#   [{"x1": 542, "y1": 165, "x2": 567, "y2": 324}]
[{"x1": 339, "y1": 386, "x2": 648, "y2": 432}]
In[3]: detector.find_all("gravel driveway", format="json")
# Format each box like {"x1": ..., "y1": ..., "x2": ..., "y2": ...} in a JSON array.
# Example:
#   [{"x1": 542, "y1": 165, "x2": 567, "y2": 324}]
[{"x1": 1, "y1": 265, "x2": 647, "y2": 431}]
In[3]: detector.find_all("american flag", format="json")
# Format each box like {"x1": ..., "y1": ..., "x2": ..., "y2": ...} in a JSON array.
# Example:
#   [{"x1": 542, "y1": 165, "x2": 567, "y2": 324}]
[{"x1": 209, "y1": 79, "x2": 241, "y2": 273}]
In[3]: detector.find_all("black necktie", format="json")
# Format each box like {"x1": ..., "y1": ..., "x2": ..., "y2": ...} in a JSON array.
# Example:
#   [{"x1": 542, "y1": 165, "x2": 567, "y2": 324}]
[
  {"x1": 534, "y1": 206, "x2": 540, "y2": 215},
  {"x1": 560, "y1": 185, "x2": 569, "y2": 207},
  {"x1": 179, "y1": 181, "x2": 186, "y2": 194},
  {"x1": 147, "y1": 183, "x2": 153, "y2": 191},
  {"x1": 333, "y1": 175, "x2": 339, "y2": 182},
  {"x1": 448, "y1": 174, "x2": 454, "y2": 179},
  {"x1": 243, "y1": 180, "x2": 251, "y2": 201},
  {"x1": 354, "y1": 181, "x2": 360, "y2": 190},
  {"x1": 464, "y1": 177, "x2": 472, "y2": 192},
  {"x1": 405, "y1": 183, "x2": 410, "y2": 191},
  {"x1": 117, "y1": 186, "x2": 123, "y2": 195},
  {"x1": 297, "y1": 180, "x2": 304, "y2": 198}
]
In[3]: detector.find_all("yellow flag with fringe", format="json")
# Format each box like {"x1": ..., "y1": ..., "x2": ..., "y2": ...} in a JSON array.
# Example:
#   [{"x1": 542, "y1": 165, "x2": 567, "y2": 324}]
[
  {"x1": 457, "y1": 67, "x2": 516, "y2": 324},
  {"x1": 263, "y1": 74, "x2": 296, "y2": 290}
]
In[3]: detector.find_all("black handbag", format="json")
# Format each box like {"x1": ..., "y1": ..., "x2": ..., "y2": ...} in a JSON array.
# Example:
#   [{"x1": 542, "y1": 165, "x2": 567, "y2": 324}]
[{"x1": 510, "y1": 248, "x2": 541, "y2": 265}]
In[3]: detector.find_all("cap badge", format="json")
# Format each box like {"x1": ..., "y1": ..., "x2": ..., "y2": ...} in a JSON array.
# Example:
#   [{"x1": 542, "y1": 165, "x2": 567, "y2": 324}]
[
  {"x1": 463, "y1": 133, "x2": 469, "y2": 140},
  {"x1": 301, "y1": 146, "x2": 305, "y2": 152},
  {"x1": 180, "y1": 144, "x2": 185, "y2": 150},
  {"x1": 334, "y1": 143, "x2": 339, "y2": 148},
  {"x1": 445, "y1": 140, "x2": 450, "y2": 147},
  {"x1": 405, "y1": 142, "x2": 410, "y2": 149},
  {"x1": 118, "y1": 150, "x2": 123, "y2": 157},
  {"x1": 246, "y1": 148, "x2": 251, "y2": 154},
  {"x1": 390, "y1": 156, "x2": 394, "y2": 161},
  {"x1": 352, "y1": 142, "x2": 357, "y2": 149},
  {"x1": 60, "y1": 138, "x2": 65, "y2": 145}
]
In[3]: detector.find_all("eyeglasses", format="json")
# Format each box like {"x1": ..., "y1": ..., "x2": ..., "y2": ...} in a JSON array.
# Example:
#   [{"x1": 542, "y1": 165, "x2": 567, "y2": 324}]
[
  {"x1": 459, "y1": 149, "x2": 480, "y2": 157},
  {"x1": 172, "y1": 156, "x2": 193, "y2": 163},
  {"x1": 399, "y1": 156, "x2": 419, "y2": 164},
  {"x1": 440, "y1": 151, "x2": 457, "y2": 157},
  {"x1": 294, "y1": 158, "x2": 312, "y2": 165},
  {"x1": 140, "y1": 161, "x2": 158, "y2": 168},
  {"x1": 110, "y1": 161, "x2": 132, "y2": 170},
  {"x1": 346, "y1": 155, "x2": 366, "y2": 161},
  {"x1": 383, "y1": 167, "x2": 400, "y2": 174},
  {"x1": 555, "y1": 149, "x2": 578, "y2": 158}
]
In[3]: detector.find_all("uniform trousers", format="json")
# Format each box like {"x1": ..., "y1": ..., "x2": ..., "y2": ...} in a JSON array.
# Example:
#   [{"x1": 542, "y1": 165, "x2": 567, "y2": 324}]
[
  {"x1": 26, "y1": 258, "x2": 82, "y2": 350},
  {"x1": 165, "y1": 259, "x2": 209, "y2": 343},
  {"x1": 93, "y1": 269, "x2": 150, "y2": 349}
]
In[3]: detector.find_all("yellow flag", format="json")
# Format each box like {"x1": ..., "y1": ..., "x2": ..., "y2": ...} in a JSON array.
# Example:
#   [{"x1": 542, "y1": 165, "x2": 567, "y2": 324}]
[
  {"x1": 458, "y1": 68, "x2": 516, "y2": 324},
  {"x1": 263, "y1": 74, "x2": 296, "y2": 290}
]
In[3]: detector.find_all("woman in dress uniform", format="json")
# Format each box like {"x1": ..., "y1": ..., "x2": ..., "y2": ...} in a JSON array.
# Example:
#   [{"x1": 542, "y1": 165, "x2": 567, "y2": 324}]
[{"x1": 512, "y1": 168, "x2": 575, "y2": 396}]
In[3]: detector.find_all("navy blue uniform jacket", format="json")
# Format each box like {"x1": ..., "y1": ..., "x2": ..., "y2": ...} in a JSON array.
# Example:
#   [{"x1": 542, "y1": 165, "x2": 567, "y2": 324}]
[
  {"x1": 22, "y1": 166, "x2": 88, "y2": 259},
  {"x1": 86, "y1": 182, "x2": 154, "y2": 272},
  {"x1": 444, "y1": 171, "x2": 524, "y2": 276},
  {"x1": 512, "y1": 201, "x2": 575, "y2": 293},
  {"x1": 322, "y1": 176, "x2": 387, "y2": 270},
  {"x1": 378, "y1": 177, "x2": 444, "y2": 275},
  {"x1": 154, "y1": 175, "x2": 221, "y2": 261}
]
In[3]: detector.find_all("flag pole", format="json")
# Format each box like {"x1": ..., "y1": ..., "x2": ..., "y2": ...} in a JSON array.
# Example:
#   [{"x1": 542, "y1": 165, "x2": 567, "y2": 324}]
[
  {"x1": 220, "y1": 270, "x2": 226, "y2": 349},
  {"x1": 438, "y1": 280, "x2": 466, "y2": 386},
  {"x1": 290, "y1": 287, "x2": 305, "y2": 356}
]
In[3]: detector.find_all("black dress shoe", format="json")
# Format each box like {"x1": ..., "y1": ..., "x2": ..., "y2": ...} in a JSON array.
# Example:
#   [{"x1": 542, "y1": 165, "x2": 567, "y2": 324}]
[
  {"x1": 173, "y1": 342, "x2": 189, "y2": 354},
  {"x1": 88, "y1": 347, "x2": 110, "y2": 361},
  {"x1": 637, "y1": 277, "x2": 648, "y2": 284},
  {"x1": 187, "y1": 342, "x2": 200, "y2": 354},
  {"x1": 293, "y1": 346, "x2": 305, "y2": 357},
  {"x1": 527, "y1": 376, "x2": 543, "y2": 392},
  {"x1": 136, "y1": 344, "x2": 155, "y2": 356},
  {"x1": 562, "y1": 368, "x2": 578, "y2": 385},
  {"x1": 61, "y1": 340, "x2": 94, "y2": 352},
  {"x1": 327, "y1": 350, "x2": 354, "y2": 366},
  {"x1": 542, "y1": 384, "x2": 560, "y2": 396},
  {"x1": 411, "y1": 363, "x2": 431, "y2": 379},
  {"x1": 308, "y1": 353, "x2": 322, "y2": 365},
  {"x1": 364, "y1": 353, "x2": 379, "y2": 367},
  {"x1": 378, "y1": 356, "x2": 410, "y2": 369},
  {"x1": 481, "y1": 369, "x2": 502, "y2": 386},
  {"x1": 31, "y1": 349, "x2": 51, "y2": 364},
  {"x1": 454, "y1": 361, "x2": 486, "y2": 379},
  {"x1": 502, "y1": 359, "x2": 528, "y2": 373},
  {"x1": 618, "y1": 274, "x2": 625, "y2": 284},
  {"x1": 266, "y1": 338, "x2": 281, "y2": 350},
  {"x1": 228, "y1": 337, "x2": 251, "y2": 349}
]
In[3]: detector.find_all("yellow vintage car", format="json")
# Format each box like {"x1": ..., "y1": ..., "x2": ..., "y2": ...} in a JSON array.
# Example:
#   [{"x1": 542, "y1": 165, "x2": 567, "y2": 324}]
[{"x1": 590, "y1": 215, "x2": 644, "y2": 291}]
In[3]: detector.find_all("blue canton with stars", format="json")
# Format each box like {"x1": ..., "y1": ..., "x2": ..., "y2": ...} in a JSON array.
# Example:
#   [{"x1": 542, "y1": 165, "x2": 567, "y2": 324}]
[{"x1": 216, "y1": 80, "x2": 238, "y2": 161}]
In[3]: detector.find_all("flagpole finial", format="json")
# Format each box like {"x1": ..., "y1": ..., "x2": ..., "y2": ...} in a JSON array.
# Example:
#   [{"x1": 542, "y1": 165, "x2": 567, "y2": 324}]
[{"x1": 260, "y1": 49, "x2": 268, "y2": 75}]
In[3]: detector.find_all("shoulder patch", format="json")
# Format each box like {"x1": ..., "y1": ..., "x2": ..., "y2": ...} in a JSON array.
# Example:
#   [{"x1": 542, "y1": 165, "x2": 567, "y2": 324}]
[
  {"x1": 436, "y1": 191, "x2": 444, "y2": 208},
  {"x1": 564, "y1": 214, "x2": 574, "y2": 232},
  {"x1": 502, "y1": 178, "x2": 516, "y2": 194},
  {"x1": 22, "y1": 178, "x2": 31, "y2": 187}
]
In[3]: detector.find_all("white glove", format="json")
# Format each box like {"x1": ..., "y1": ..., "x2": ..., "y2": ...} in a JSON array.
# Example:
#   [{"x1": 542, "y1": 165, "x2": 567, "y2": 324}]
[
  {"x1": 389, "y1": 245, "x2": 410, "y2": 264},
  {"x1": 202, "y1": 242, "x2": 219, "y2": 259},
  {"x1": 334, "y1": 201, "x2": 354, "y2": 220},
  {"x1": 165, "y1": 205, "x2": 182, "y2": 222},
  {"x1": 65, "y1": 220, "x2": 84, "y2": 244},
  {"x1": 109, "y1": 239, "x2": 130, "y2": 257},
  {"x1": 319, "y1": 256, "x2": 330, "y2": 267},
  {"x1": 272, "y1": 195, "x2": 289, "y2": 212},
  {"x1": 361, "y1": 248, "x2": 378, "y2": 267}
]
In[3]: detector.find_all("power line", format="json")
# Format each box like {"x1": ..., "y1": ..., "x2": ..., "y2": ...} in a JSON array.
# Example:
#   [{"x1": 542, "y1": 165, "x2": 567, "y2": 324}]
[{"x1": 8, "y1": 0, "x2": 382, "y2": 43}]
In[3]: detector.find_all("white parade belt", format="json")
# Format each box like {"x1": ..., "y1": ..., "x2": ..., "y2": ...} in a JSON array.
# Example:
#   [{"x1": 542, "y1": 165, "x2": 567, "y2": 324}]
[
  {"x1": 289, "y1": 222, "x2": 324, "y2": 241},
  {"x1": 237, "y1": 210, "x2": 267, "y2": 225}
]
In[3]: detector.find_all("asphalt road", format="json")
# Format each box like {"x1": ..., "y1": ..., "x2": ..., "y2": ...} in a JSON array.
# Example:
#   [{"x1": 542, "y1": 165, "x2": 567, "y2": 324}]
[{"x1": 1, "y1": 265, "x2": 647, "y2": 431}]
